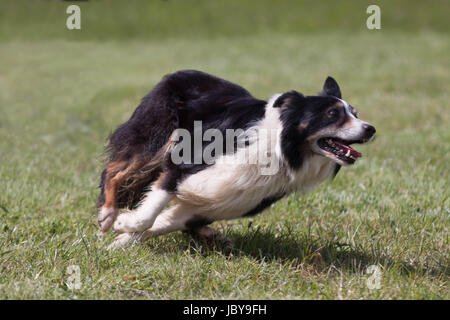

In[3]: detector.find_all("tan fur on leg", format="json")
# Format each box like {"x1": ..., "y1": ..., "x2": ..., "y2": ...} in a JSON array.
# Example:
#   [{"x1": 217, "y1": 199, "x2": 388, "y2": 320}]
[{"x1": 98, "y1": 158, "x2": 151, "y2": 232}]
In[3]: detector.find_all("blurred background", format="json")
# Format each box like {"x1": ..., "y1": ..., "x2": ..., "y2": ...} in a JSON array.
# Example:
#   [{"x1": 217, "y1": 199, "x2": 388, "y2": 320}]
[
  {"x1": 1, "y1": 0, "x2": 448, "y2": 40},
  {"x1": 0, "y1": 0, "x2": 448, "y2": 299}
]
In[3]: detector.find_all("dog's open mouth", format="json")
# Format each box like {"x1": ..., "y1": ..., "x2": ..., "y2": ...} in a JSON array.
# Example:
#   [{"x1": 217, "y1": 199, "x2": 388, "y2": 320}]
[{"x1": 317, "y1": 138, "x2": 362, "y2": 164}]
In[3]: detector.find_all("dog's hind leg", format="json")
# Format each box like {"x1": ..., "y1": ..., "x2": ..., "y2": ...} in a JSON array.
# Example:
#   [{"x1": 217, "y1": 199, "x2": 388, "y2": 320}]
[
  {"x1": 98, "y1": 158, "x2": 151, "y2": 233},
  {"x1": 185, "y1": 226, "x2": 233, "y2": 248},
  {"x1": 98, "y1": 160, "x2": 126, "y2": 233}
]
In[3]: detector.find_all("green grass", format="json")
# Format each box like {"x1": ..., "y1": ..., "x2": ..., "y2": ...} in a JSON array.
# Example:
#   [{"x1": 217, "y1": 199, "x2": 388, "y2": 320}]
[{"x1": 0, "y1": 0, "x2": 449, "y2": 299}]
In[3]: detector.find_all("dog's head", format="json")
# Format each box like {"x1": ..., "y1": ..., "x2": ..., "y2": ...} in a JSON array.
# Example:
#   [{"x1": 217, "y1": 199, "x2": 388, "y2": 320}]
[{"x1": 274, "y1": 77, "x2": 376, "y2": 168}]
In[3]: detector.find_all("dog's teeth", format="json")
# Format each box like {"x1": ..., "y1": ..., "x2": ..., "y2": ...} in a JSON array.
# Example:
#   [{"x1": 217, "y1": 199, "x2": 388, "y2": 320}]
[{"x1": 345, "y1": 150, "x2": 351, "y2": 157}]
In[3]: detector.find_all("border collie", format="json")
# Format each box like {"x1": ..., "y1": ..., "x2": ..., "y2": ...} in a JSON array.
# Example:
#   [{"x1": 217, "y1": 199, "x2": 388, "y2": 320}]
[{"x1": 96, "y1": 70, "x2": 375, "y2": 248}]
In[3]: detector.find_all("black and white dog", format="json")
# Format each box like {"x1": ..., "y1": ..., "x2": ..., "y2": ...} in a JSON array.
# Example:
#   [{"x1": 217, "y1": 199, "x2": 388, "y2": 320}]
[{"x1": 96, "y1": 70, "x2": 375, "y2": 248}]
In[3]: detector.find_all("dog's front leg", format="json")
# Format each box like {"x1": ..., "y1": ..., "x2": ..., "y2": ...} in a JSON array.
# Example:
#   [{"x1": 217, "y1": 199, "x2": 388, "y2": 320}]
[{"x1": 113, "y1": 187, "x2": 173, "y2": 233}]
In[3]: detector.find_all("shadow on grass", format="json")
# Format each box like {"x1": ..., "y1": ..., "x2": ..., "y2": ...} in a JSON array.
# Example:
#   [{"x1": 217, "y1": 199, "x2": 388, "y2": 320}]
[
  {"x1": 224, "y1": 228, "x2": 376, "y2": 274},
  {"x1": 178, "y1": 226, "x2": 444, "y2": 277}
]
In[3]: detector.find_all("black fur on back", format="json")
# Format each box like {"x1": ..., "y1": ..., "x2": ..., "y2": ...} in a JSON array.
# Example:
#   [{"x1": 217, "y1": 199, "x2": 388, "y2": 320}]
[{"x1": 108, "y1": 70, "x2": 266, "y2": 162}]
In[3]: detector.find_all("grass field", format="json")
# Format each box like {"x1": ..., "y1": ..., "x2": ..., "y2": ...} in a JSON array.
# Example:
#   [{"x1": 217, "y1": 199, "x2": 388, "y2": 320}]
[{"x1": 0, "y1": 0, "x2": 448, "y2": 299}]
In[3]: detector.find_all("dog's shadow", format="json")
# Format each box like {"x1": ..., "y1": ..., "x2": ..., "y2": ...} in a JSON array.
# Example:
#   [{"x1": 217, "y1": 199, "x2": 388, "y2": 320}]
[
  {"x1": 222, "y1": 229, "x2": 374, "y2": 273},
  {"x1": 179, "y1": 226, "x2": 433, "y2": 276},
  {"x1": 141, "y1": 225, "x2": 442, "y2": 277}
]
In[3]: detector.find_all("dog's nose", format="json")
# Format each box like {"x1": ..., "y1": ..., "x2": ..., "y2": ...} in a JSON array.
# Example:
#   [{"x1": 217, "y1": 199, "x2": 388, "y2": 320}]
[{"x1": 363, "y1": 124, "x2": 376, "y2": 137}]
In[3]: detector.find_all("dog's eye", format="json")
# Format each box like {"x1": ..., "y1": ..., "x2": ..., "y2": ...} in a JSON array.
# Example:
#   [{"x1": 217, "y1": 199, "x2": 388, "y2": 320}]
[{"x1": 327, "y1": 108, "x2": 339, "y2": 118}]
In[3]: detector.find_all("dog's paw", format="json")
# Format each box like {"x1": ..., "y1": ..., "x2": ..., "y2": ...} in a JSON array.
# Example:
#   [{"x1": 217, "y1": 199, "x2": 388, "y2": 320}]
[
  {"x1": 107, "y1": 233, "x2": 139, "y2": 250},
  {"x1": 98, "y1": 207, "x2": 118, "y2": 233},
  {"x1": 113, "y1": 211, "x2": 146, "y2": 233}
]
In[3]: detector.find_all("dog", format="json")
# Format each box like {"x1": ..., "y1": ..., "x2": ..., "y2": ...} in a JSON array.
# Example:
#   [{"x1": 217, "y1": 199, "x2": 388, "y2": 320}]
[{"x1": 96, "y1": 70, "x2": 375, "y2": 248}]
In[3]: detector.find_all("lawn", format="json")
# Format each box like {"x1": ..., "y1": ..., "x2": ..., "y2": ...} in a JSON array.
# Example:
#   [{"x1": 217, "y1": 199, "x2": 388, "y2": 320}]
[{"x1": 0, "y1": 0, "x2": 448, "y2": 299}]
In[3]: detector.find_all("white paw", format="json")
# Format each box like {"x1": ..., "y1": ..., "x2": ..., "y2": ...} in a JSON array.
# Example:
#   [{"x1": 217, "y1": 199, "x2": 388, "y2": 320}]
[
  {"x1": 98, "y1": 207, "x2": 118, "y2": 233},
  {"x1": 107, "y1": 233, "x2": 139, "y2": 250},
  {"x1": 113, "y1": 211, "x2": 146, "y2": 233}
]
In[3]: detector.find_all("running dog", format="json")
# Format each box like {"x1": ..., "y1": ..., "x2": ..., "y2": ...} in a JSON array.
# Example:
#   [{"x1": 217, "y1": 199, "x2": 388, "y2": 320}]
[{"x1": 96, "y1": 70, "x2": 375, "y2": 248}]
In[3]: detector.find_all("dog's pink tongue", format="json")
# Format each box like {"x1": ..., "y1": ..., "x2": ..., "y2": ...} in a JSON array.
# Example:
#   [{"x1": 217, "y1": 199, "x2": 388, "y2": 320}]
[{"x1": 334, "y1": 141, "x2": 362, "y2": 158}]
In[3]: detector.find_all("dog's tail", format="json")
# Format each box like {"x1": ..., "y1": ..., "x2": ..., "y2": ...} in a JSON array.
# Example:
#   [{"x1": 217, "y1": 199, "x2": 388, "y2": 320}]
[
  {"x1": 116, "y1": 139, "x2": 176, "y2": 209},
  {"x1": 98, "y1": 75, "x2": 183, "y2": 210}
]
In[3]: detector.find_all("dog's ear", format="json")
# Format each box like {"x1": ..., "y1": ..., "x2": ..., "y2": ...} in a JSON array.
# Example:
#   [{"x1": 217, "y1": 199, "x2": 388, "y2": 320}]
[
  {"x1": 318, "y1": 76, "x2": 342, "y2": 99},
  {"x1": 273, "y1": 90, "x2": 305, "y2": 108}
]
